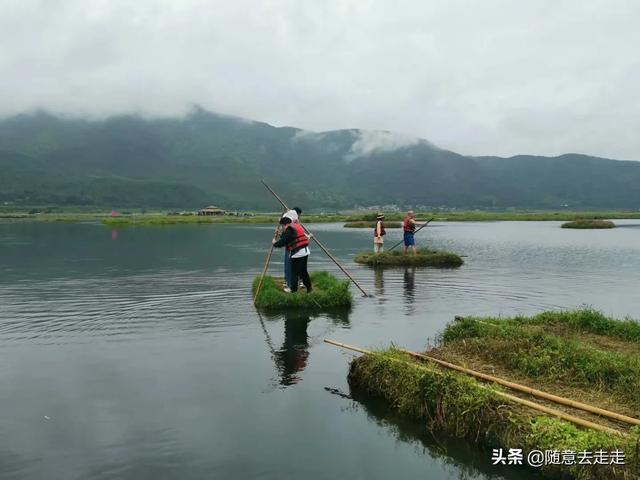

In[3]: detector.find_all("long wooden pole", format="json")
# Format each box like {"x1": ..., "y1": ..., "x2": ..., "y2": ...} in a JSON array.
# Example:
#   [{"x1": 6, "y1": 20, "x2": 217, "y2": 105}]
[
  {"x1": 388, "y1": 217, "x2": 434, "y2": 252},
  {"x1": 324, "y1": 339, "x2": 633, "y2": 436},
  {"x1": 261, "y1": 180, "x2": 370, "y2": 297},
  {"x1": 253, "y1": 226, "x2": 280, "y2": 305},
  {"x1": 398, "y1": 348, "x2": 640, "y2": 427}
]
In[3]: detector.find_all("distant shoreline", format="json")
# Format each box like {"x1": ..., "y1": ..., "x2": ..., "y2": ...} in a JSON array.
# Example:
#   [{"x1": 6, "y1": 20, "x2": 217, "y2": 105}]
[{"x1": 1, "y1": 210, "x2": 639, "y2": 225}]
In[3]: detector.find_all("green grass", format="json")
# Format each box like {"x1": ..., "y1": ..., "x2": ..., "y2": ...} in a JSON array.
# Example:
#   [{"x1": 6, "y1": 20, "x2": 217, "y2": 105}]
[
  {"x1": 561, "y1": 219, "x2": 616, "y2": 229},
  {"x1": 354, "y1": 249, "x2": 464, "y2": 267},
  {"x1": 252, "y1": 271, "x2": 352, "y2": 310},
  {"x1": 496, "y1": 308, "x2": 640, "y2": 341},
  {"x1": 348, "y1": 348, "x2": 638, "y2": 479},
  {"x1": 442, "y1": 310, "x2": 640, "y2": 410},
  {"x1": 3, "y1": 209, "x2": 640, "y2": 225},
  {"x1": 343, "y1": 221, "x2": 402, "y2": 228}
]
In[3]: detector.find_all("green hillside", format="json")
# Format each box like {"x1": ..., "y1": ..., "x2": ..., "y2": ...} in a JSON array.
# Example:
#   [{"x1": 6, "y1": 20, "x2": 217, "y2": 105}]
[{"x1": 0, "y1": 109, "x2": 638, "y2": 210}]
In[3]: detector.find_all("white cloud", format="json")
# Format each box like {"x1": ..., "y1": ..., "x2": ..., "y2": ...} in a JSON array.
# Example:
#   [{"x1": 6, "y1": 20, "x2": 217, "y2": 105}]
[
  {"x1": 346, "y1": 130, "x2": 427, "y2": 160},
  {"x1": 0, "y1": 0, "x2": 639, "y2": 159}
]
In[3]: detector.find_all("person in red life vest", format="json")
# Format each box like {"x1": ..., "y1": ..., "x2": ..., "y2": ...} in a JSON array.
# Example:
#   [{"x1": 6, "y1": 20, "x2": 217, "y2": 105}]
[
  {"x1": 279, "y1": 207, "x2": 302, "y2": 292},
  {"x1": 373, "y1": 213, "x2": 386, "y2": 253},
  {"x1": 272, "y1": 217, "x2": 312, "y2": 293},
  {"x1": 403, "y1": 210, "x2": 418, "y2": 255}
]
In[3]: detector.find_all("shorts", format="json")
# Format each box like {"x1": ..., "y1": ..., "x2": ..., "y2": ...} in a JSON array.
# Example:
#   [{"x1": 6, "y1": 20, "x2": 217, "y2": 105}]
[{"x1": 403, "y1": 232, "x2": 415, "y2": 246}]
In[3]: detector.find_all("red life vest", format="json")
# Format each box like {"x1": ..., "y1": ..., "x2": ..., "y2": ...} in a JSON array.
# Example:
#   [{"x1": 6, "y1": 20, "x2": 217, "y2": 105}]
[
  {"x1": 374, "y1": 221, "x2": 386, "y2": 237},
  {"x1": 403, "y1": 217, "x2": 415, "y2": 233},
  {"x1": 286, "y1": 223, "x2": 309, "y2": 251}
]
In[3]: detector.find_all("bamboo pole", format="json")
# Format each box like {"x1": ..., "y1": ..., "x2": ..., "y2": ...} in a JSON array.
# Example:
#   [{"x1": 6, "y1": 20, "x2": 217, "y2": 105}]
[
  {"x1": 260, "y1": 180, "x2": 371, "y2": 297},
  {"x1": 253, "y1": 226, "x2": 280, "y2": 305},
  {"x1": 443, "y1": 319, "x2": 640, "y2": 426},
  {"x1": 324, "y1": 339, "x2": 631, "y2": 437},
  {"x1": 388, "y1": 217, "x2": 434, "y2": 252}
]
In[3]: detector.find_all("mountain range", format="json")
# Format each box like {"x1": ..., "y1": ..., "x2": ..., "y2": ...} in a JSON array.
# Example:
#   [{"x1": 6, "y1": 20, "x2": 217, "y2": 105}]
[{"x1": 1, "y1": 108, "x2": 638, "y2": 210}]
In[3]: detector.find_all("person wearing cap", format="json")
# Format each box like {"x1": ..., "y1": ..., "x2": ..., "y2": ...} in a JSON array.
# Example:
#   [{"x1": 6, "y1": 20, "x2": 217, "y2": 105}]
[
  {"x1": 273, "y1": 216, "x2": 312, "y2": 294},
  {"x1": 280, "y1": 207, "x2": 302, "y2": 292},
  {"x1": 373, "y1": 213, "x2": 386, "y2": 253}
]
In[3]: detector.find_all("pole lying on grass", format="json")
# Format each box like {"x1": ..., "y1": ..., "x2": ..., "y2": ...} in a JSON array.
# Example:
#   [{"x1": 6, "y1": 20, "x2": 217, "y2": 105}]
[
  {"x1": 260, "y1": 180, "x2": 371, "y2": 297},
  {"x1": 324, "y1": 339, "x2": 633, "y2": 436},
  {"x1": 388, "y1": 218, "x2": 434, "y2": 252},
  {"x1": 253, "y1": 225, "x2": 281, "y2": 305}
]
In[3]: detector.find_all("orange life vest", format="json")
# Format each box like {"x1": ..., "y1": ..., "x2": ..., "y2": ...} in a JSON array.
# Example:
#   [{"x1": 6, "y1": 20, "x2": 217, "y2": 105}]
[
  {"x1": 286, "y1": 223, "x2": 309, "y2": 251},
  {"x1": 403, "y1": 217, "x2": 415, "y2": 233}
]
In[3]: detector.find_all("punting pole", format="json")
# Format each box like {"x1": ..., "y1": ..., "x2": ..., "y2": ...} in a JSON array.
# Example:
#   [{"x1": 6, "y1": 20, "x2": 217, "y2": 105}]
[
  {"x1": 324, "y1": 339, "x2": 632, "y2": 437},
  {"x1": 253, "y1": 225, "x2": 281, "y2": 305},
  {"x1": 388, "y1": 217, "x2": 435, "y2": 252},
  {"x1": 260, "y1": 180, "x2": 371, "y2": 297}
]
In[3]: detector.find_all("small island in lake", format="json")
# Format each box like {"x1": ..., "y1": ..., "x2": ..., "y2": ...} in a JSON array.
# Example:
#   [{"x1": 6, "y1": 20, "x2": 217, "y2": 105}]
[
  {"x1": 252, "y1": 272, "x2": 352, "y2": 310},
  {"x1": 343, "y1": 221, "x2": 402, "y2": 228},
  {"x1": 347, "y1": 309, "x2": 640, "y2": 480},
  {"x1": 561, "y1": 219, "x2": 616, "y2": 229},
  {"x1": 354, "y1": 249, "x2": 463, "y2": 267}
]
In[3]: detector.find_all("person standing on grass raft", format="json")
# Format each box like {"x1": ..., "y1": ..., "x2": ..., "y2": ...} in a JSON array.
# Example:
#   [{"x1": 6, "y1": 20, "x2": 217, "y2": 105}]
[
  {"x1": 273, "y1": 216, "x2": 313, "y2": 294},
  {"x1": 402, "y1": 210, "x2": 419, "y2": 255},
  {"x1": 280, "y1": 207, "x2": 302, "y2": 292},
  {"x1": 373, "y1": 213, "x2": 386, "y2": 253}
]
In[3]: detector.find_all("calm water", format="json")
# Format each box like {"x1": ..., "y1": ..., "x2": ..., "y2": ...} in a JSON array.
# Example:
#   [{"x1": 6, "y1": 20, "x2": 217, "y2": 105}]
[{"x1": 1, "y1": 220, "x2": 639, "y2": 480}]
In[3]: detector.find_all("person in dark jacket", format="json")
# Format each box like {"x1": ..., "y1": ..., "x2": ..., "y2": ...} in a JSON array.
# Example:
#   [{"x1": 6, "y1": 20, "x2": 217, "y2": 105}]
[{"x1": 273, "y1": 217, "x2": 312, "y2": 293}]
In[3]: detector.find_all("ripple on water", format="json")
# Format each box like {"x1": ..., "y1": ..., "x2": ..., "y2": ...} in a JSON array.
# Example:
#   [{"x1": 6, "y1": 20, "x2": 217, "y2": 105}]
[{"x1": 0, "y1": 272, "x2": 254, "y2": 344}]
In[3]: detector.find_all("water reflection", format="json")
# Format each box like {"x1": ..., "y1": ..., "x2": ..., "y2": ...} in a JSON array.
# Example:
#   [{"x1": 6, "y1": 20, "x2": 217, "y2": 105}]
[
  {"x1": 260, "y1": 310, "x2": 351, "y2": 387},
  {"x1": 274, "y1": 312, "x2": 311, "y2": 386},
  {"x1": 374, "y1": 267, "x2": 385, "y2": 296},
  {"x1": 403, "y1": 267, "x2": 416, "y2": 314},
  {"x1": 346, "y1": 386, "x2": 538, "y2": 480}
]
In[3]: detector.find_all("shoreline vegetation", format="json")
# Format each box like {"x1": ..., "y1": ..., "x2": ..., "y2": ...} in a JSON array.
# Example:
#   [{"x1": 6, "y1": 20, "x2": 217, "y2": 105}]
[
  {"x1": 561, "y1": 219, "x2": 616, "y2": 229},
  {"x1": 354, "y1": 249, "x2": 464, "y2": 267},
  {"x1": 1, "y1": 210, "x2": 639, "y2": 226},
  {"x1": 252, "y1": 272, "x2": 352, "y2": 310},
  {"x1": 344, "y1": 221, "x2": 402, "y2": 228},
  {"x1": 347, "y1": 309, "x2": 640, "y2": 479}
]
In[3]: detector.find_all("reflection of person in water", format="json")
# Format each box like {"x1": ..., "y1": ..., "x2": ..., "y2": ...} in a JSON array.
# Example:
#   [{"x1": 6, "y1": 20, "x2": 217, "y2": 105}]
[
  {"x1": 374, "y1": 267, "x2": 384, "y2": 296},
  {"x1": 274, "y1": 312, "x2": 311, "y2": 387},
  {"x1": 403, "y1": 267, "x2": 416, "y2": 312}
]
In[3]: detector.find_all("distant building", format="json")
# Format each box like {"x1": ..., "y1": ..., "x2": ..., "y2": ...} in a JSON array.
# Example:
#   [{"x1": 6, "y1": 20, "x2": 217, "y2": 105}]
[{"x1": 198, "y1": 205, "x2": 226, "y2": 216}]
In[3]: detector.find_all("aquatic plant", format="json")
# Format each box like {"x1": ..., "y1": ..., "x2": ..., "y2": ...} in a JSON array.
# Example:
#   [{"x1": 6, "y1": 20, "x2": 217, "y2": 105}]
[
  {"x1": 442, "y1": 310, "x2": 640, "y2": 410},
  {"x1": 561, "y1": 219, "x2": 616, "y2": 229},
  {"x1": 252, "y1": 271, "x2": 352, "y2": 310},
  {"x1": 348, "y1": 348, "x2": 638, "y2": 479},
  {"x1": 354, "y1": 249, "x2": 463, "y2": 267}
]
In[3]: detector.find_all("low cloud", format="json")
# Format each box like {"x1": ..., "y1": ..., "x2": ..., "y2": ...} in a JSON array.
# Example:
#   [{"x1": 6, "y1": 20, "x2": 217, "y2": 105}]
[{"x1": 346, "y1": 130, "x2": 427, "y2": 160}]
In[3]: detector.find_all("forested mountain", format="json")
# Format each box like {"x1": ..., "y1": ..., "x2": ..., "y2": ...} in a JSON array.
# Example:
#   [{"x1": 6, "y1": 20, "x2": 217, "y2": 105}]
[{"x1": 0, "y1": 109, "x2": 638, "y2": 210}]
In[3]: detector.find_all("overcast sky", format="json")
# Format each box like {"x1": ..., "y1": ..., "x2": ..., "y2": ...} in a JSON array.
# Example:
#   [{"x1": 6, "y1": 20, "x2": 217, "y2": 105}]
[{"x1": 1, "y1": 0, "x2": 639, "y2": 159}]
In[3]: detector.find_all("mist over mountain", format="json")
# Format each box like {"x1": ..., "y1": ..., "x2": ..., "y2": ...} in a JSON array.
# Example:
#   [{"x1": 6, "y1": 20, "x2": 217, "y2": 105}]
[{"x1": 1, "y1": 108, "x2": 638, "y2": 210}]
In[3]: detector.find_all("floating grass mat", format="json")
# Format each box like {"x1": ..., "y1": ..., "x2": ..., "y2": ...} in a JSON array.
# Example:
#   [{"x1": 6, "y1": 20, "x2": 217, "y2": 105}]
[
  {"x1": 354, "y1": 249, "x2": 463, "y2": 267},
  {"x1": 562, "y1": 219, "x2": 616, "y2": 229},
  {"x1": 252, "y1": 271, "x2": 352, "y2": 310},
  {"x1": 348, "y1": 347, "x2": 639, "y2": 479},
  {"x1": 440, "y1": 309, "x2": 640, "y2": 414},
  {"x1": 343, "y1": 221, "x2": 402, "y2": 228}
]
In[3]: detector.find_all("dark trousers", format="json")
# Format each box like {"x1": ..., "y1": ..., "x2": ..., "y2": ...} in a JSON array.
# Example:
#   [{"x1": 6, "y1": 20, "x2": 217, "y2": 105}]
[
  {"x1": 284, "y1": 250, "x2": 293, "y2": 288},
  {"x1": 291, "y1": 255, "x2": 312, "y2": 292}
]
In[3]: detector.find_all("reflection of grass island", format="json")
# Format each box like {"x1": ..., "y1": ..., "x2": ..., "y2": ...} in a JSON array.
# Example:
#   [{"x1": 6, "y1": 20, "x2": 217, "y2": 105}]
[
  {"x1": 354, "y1": 249, "x2": 463, "y2": 268},
  {"x1": 252, "y1": 272, "x2": 352, "y2": 310},
  {"x1": 343, "y1": 221, "x2": 402, "y2": 228},
  {"x1": 561, "y1": 219, "x2": 616, "y2": 229},
  {"x1": 348, "y1": 309, "x2": 640, "y2": 480}
]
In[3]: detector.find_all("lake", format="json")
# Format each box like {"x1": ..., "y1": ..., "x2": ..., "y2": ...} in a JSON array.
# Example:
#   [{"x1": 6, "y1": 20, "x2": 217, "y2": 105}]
[{"x1": 1, "y1": 220, "x2": 639, "y2": 479}]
